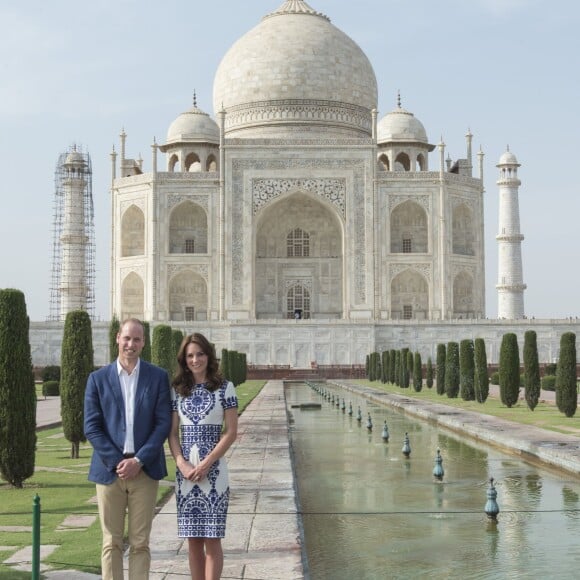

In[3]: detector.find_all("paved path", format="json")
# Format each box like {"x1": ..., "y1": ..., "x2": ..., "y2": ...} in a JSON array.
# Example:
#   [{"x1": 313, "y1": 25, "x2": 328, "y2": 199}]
[
  {"x1": 8, "y1": 381, "x2": 579, "y2": 578},
  {"x1": 13, "y1": 383, "x2": 305, "y2": 579}
]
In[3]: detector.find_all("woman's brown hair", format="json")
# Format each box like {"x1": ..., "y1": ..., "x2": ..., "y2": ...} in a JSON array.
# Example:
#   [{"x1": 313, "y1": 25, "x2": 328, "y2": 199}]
[{"x1": 172, "y1": 332, "x2": 224, "y2": 396}]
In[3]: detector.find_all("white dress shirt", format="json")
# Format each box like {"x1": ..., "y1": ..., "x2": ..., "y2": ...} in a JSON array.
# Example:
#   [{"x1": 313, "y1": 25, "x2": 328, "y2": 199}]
[{"x1": 117, "y1": 359, "x2": 140, "y2": 455}]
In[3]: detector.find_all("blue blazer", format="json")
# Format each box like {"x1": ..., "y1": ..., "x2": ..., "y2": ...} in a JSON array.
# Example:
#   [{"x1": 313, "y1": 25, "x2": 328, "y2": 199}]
[{"x1": 84, "y1": 360, "x2": 172, "y2": 484}]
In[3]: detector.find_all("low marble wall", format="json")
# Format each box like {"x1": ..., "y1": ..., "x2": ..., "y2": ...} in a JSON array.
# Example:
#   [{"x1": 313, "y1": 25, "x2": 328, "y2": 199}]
[{"x1": 29, "y1": 318, "x2": 580, "y2": 369}]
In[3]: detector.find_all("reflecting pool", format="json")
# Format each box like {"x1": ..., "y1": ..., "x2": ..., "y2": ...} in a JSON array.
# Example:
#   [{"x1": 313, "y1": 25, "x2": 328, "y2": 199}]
[{"x1": 286, "y1": 382, "x2": 580, "y2": 580}]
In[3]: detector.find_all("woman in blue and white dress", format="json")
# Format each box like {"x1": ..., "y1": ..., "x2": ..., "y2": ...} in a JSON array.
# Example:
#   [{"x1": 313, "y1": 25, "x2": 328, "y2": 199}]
[{"x1": 168, "y1": 333, "x2": 238, "y2": 580}]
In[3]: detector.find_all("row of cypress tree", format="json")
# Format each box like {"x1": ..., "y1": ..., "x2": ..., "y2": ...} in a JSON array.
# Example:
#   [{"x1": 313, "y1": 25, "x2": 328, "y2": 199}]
[{"x1": 366, "y1": 330, "x2": 577, "y2": 418}]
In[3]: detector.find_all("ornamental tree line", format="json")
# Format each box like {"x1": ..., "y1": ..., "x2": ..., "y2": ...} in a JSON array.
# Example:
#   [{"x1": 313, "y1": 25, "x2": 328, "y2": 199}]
[{"x1": 0, "y1": 289, "x2": 36, "y2": 488}]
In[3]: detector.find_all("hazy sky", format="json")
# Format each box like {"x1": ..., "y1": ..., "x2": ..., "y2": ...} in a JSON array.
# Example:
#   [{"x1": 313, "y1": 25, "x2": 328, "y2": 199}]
[{"x1": 1, "y1": 0, "x2": 578, "y2": 321}]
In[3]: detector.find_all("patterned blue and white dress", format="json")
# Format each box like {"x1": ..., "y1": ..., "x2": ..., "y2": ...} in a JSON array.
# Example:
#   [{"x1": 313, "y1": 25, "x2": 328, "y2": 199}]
[{"x1": 171, "y1": 380, "x2": 238, "y2": 538}]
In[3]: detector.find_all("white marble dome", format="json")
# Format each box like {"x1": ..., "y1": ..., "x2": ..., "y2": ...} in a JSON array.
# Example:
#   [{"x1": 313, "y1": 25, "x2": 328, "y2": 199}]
[
  {"x1": 498, "y1": 149, "x2": 519, "y2": 165},
  {"x1": 377, "y1": 105, "x2": 429, "y2": 144},
  {"x1": 166, "y1": 102, "x2": 219, "y2": 145},
  {"x1": 213, "y1": 0, "x2": 378, "y2": 138}
]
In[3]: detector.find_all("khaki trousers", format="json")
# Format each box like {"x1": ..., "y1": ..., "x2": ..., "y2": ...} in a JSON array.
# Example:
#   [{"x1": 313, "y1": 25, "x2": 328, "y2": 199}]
[{"x1": 96, "y1": 471, "x2": 159, "y2": 580}]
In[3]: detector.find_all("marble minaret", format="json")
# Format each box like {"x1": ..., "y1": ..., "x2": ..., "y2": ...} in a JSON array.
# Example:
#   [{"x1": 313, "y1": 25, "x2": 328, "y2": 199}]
[{"x1": 496, "y1": 147, "x2": 526, "y2": 319}]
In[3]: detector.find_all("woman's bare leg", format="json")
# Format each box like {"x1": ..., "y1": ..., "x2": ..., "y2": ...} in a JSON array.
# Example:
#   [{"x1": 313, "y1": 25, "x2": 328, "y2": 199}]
[{"x1": 188, "y1": 538, "x2": 206, "y2": 580}]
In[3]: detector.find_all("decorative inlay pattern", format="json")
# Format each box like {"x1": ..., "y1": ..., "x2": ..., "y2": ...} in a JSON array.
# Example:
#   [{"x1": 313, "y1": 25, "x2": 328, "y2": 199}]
[
  {"x1": 167, "y1": 264, "x2": 209, "y2": 281},
  {"x1": 168, "y1": 194, "x2": 209, "y2": 212},
  {"x1": 224, "y1": 100, "x2": 372, "y2": 135},
  {"x1": 389, "y1": 263, "x2": 431, "y2": 282},
  {"x1": 252, "y1": 178, "x2": 345, "y2": 216},
  {"x1": 451, "y1": 196, "x2": 475, "y2": 211},
  {"x1": 120, "y1": 198, "x2": 145, "y2": 213},
  {"x1": 121, "y1": 265, "x2": 145, "y2": 279},
  {"x1": 284, "y1": 278, "x2": 313, "y2": 291},
  {"x1": 389, "y1": 194, "x2": 430, "y2": 213}
]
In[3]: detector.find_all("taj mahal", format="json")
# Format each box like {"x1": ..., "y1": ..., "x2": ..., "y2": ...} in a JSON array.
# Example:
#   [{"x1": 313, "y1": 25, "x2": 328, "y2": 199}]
[{"x1": 30, "y1": 0, "x2": 576, "y2": 368}]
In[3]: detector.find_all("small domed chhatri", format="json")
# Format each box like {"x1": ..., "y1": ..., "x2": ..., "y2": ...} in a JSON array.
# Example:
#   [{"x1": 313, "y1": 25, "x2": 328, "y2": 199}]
[
  {"x1": 213, "y1": 0, "x2": 378, "y2": 138},
  {"x1": 166, "y1": 97, "x2": 220, "y2": 146},
  {"x1": 377, "y1": 96, "x2": 431, "y2": 146}
]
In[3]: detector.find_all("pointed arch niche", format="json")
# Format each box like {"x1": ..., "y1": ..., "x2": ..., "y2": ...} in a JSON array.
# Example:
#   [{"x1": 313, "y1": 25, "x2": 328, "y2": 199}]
[
  {"x1": 121, "y1": 272, "x2": 144, "y2": 320},
  {"x1": 169, "y1": 201, "x2": 208, "y2": 254},
  {"x1": 453, "y1": 271, "x2": 475, "y2": 318},
  {"x1": 390, "y1": 200, "x2": 428, "y2": 254},
  {"x1": 452, "y1": 203, "x2": 475, "y2": 256},
  {"x1": 121, "y1": 205, "x2": 145, "y2": 257},
  {"x1": 391, "y1": 269, "x2": 429, "y2": 320},
  {"x1": 169, "y1": 270, "x2": 207, "y2": 321},
  {"x1": 254, "y1": 192, "x2": 343, "y2": 319}
]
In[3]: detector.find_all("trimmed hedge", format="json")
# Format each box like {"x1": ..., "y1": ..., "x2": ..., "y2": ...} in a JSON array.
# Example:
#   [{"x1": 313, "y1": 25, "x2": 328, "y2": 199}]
[{"x1": 42, "y1": 381, "x2": 60, "y2": 396}]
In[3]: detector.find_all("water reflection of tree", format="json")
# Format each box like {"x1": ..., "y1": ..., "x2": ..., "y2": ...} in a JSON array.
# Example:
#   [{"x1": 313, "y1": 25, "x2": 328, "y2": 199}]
[{"x1": 562, "y1": 486, "x2": 580, "y2": 523}]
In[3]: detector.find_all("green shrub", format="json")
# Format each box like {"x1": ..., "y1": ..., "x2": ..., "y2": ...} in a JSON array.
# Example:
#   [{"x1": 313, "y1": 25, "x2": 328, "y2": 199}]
[
  {"x1": 544, "y1": 363, "x2": 557, "y2": 376},
  {"x1": 436, "y1": 344, "x2": 446, "y2": 395},
  {"x1": 152, "y1": 324, "x2": 174, "y2": 375},
  {"x1": 413, "y1": 352, "x2": 422, "y2": 392},
  {"x1": 42, "y1": 381, "x2": 60, "y2": 396},
  {"x1": 61, "y1": 310, "x2": 93, "y2": 459},
  {"x1": 474, "y1": 338, "x2": 489, "y2": 403},
  {"x1": 556, "y1": 332, "x2": 577, "y2": 417},
  {"x1": 499, "y1": 333, "x2": 520, "y2": 408},
  {"x1": 0, "y1": 289, "x2": 36, "y2": 488},
  {"x1": 541, "y1": 376, "x2": 556, "y2": 391},
  {"x1": 426, "y1": 357, "x2": 434, "y2": 389},
  {"x1": 42, "y1": 365, "x2": 61, "y2": 382},
  {"x1": 524, "y1": 330, "x2": 541, "y2": 411},
  {"x1": 490, "y1": 371, "x2": 499, "y2": 385},
  {"x1": 445, "y1": 342, "x2": 459, "y2": 398},
  {"x1": 459, "y1": 339, "x2": 475, "y2": 401}
]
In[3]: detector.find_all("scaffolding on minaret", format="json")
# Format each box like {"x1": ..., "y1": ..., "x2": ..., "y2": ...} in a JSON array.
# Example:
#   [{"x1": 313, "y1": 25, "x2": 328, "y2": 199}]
[{"x1": 48, "y1": 145, "x2": 95, "y2": 321}]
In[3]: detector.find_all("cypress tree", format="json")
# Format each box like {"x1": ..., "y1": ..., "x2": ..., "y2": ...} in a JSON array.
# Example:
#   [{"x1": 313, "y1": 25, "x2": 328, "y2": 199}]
[
  {"x1": 426, "y1": 357, "x2": 434, "y2": 389},
  {"x1": 108, "y1": 313, "x2": 120, "y2": 362},
  {"x1": 141, "y1": 321, "x2": 152, "y2": 362},
  {"x1": 413, "y1": 352, "x2": 423, "y2": 392},
  {"x1": 0, "y1": 289, "x2": 36, "y2": 488},
  {"x1": 381, "y1": 351, "x2": 389, "y2": 383},
  {"x1": 171, "y1": 329, "x2": 184, "y2": 374},
  {"x1": 499, "y1": 333, "x2": 520, "y2": 408},
  {"x1": 406, "y1": 350, "x2": 414, "y2": 382},
  {"x1": 400, "y1": 348, "x2": 409, "y2": 388},
  {"x1": 365, "y1": 354, "x2": 370, "y2": 379},
  {"x1": 474, "y1": 338, "x2": 489, "y2": 403},
  {"x1": 374, "y1": 352, "x2": 382, "y2": 383},
  {"x1": 556, "y1": 332, "x2": 577, "y2": 418},
  {"x1": 394, "y1": 350, "x2": 401, "y2": 386},
  {"x1": 523, "y1": 330, "x2": 541, "y2": 411},
  {"x1": 389, "y1": 350, "x2": 396, "y2": 384},
  {"x1": 241, "y1": 352, "x2": 247, "y2": 385},
  {"x1": 221, "y1": 348, "x2": 230, "y2": 382},
  {"x1": 459, "y1": 339, "x2": 475, "y2": 401},
  {"x1": 436, "y1": 343, "x2": 446, "y2": 395},
  {"x1": 445, "y1": 342, "x2": 459, "y2": 398},
  {"x1": 61, "y1": 310, "x2": 93, "y2": 459},
  {"x1": 152, "y1": 324, "x2": 174, "y2": 375}
]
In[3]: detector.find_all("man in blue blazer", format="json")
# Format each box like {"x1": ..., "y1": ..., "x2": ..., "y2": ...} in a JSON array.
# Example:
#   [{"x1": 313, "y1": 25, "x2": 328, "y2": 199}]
[{"x1": 84, "y1": 318, "x2": 171, "y2": 580}]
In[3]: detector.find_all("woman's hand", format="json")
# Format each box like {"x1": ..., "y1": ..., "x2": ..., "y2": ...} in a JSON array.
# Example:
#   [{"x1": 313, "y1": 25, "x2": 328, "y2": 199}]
[{"x1": 191, "y1": 458, "x2": 212, "y2": 482}]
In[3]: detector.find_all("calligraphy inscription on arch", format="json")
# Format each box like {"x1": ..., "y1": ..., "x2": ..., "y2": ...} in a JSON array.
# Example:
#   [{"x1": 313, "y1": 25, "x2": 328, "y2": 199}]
[{"x1": 252, "y1": 178, "x2": 346, "y2": 217}]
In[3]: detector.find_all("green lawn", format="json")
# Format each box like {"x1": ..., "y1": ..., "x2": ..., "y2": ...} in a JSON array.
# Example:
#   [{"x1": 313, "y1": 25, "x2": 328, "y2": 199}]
[
  {"x1": 352, "y1": 379, "x2": 580, "y2": 436},
  {"x1": 0, "y1": 380, "x2": 265, "y2": 579}
]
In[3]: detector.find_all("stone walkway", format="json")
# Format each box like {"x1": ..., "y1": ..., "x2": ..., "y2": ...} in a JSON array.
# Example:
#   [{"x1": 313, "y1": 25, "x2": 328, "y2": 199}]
[
  {"x1": 3, "y1": 381, "x2": 579, "y2": 578},
  {"x1": 3, "y1": 382, "x2": 304, "y2": 579}
]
